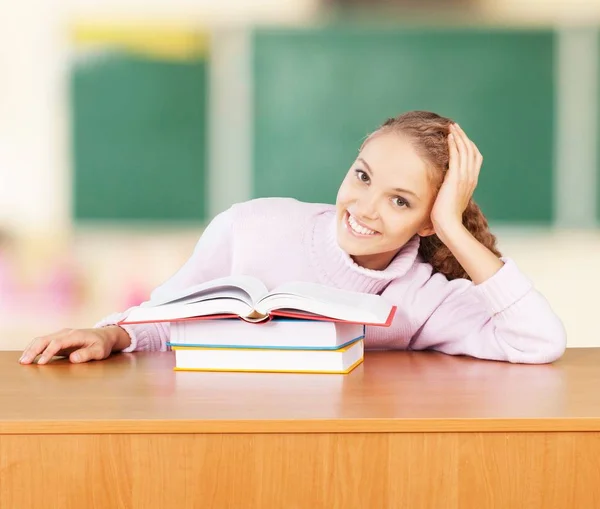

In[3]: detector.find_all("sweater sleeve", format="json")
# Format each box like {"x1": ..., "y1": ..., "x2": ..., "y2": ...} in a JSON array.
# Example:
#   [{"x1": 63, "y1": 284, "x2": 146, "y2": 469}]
[
  {"x1": 368, "y1": 258, "x2": 567, "y2": 364},
  {"x1": 93, "y1": 206, "x2": 236, "y2": 352}
]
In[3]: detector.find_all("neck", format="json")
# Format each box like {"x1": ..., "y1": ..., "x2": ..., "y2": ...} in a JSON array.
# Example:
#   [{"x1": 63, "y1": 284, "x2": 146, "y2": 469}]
[{"x1": 350, "y1": 249, "x2": 401, "y2": 271}]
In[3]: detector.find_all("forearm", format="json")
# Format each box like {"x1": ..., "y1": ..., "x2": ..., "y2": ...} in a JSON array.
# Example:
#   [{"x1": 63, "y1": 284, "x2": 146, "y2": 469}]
[
  {"x1": 433, "y1": 221, "x2": 503, "y2": 284},
  {"x1": 398, "y1": 259, "x2": 565, "y2": 363}
]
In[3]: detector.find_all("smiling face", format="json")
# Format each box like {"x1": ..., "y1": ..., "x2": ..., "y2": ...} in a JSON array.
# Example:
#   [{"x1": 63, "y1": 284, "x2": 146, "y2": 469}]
[{"x1": 335, "y1": 130, "x2": 437, "y2": 270}]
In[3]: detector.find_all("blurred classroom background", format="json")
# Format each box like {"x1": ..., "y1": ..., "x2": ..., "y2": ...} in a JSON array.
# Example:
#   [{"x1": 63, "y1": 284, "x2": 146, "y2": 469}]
[{"x1": 0, "y1": 0, "x2": 598, "y2": 350}]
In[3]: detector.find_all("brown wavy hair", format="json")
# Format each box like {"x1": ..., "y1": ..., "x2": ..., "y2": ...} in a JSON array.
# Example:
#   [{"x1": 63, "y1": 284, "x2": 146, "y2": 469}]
[{"x1": 370, "y1": 111, "x2": 501, "y2": 281}]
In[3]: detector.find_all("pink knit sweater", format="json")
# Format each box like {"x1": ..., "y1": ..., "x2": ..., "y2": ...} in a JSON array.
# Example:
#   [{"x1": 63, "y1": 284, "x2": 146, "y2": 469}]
[{"x1": 95, "y1": 198, "x2": 566, "y2": 363}]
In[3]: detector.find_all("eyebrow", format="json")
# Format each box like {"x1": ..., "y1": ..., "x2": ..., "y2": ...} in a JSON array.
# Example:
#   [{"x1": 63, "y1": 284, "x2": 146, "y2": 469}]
[{"x1": 357, "y1": 157, "x2": 421, "y2": 200}]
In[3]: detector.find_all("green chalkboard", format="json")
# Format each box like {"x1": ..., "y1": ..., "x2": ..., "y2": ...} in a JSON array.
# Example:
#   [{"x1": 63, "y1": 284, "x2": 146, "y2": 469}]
[
  {"x1": 72, "y1": 53, "x2": 207, "y2": 221},
  {"x1": 253, "y1": 27, "x2": 555, "y2": 224}
]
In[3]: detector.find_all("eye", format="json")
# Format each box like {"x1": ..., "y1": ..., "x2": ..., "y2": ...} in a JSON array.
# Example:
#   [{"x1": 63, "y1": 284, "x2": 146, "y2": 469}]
[
  {"x1": 354, "y1": 169, "x2": 370, "y2": 184},
  {"x1": 392, "y1": 196, "x2": 410, "y2": 208}
]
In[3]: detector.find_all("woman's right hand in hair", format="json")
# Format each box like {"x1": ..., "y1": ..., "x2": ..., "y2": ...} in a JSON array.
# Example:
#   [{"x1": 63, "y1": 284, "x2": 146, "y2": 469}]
[
  {"x1": 431, "y1": 123, "x2": 482, "y2": 232},
  {"x1": 19, "y1": 325, "x2": 132, "y2": 365}
]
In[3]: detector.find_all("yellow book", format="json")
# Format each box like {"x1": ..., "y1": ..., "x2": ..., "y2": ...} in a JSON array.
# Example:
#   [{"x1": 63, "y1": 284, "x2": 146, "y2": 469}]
[{"x1": 172, "y1": 339, "x2": 364, "y2": 374}]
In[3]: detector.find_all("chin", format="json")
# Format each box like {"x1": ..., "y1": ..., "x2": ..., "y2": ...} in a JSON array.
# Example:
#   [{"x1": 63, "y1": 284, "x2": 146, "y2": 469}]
[{"x1": 338, "y1": 240, "x2": 374, "y2": 257}]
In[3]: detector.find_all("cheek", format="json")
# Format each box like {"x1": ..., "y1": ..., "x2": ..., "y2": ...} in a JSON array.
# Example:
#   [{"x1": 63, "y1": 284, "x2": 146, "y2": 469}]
[
  {"x1": 381, "y1": 209, "x2": 427, "y2": 239},
  {"x1": 336, "y1": 178, "x2": 354, "y2": 204},
  {"x1": 383, "y1": 215, "x2": 409, "y2": 239}
]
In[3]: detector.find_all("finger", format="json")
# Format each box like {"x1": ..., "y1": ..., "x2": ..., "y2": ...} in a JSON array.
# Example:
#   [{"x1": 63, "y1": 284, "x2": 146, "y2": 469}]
[
  {"x1": 36, "y1": 331, "x2": 89, "y2": 365},
  {"x1": 456, "y1": 125, "x2": 475, "y2": 173},
  {"x1": 466, "y1": 138, "x2": 480, "y2": 171},
  {"x1": 70, "y1": 345, "x2": 106, "y2": 364},
  {"x1": 459, "y1": 135, "x2": 479, "y2": 191},
  {"x1": 451, "y1": 125, "x2": 469, "y2": 179},
  {"x1": 472, "y1": 142, "x2": 483, "y2": 165},
  {"x1": 447, "y1": 132, "x2": 459, "y2": 180},
  {"x1": 461, "y1": 133, "x2": 482, "y2": 183},
  {"x1": 454, "y1": 125, "x2": 479, "y2": 179},
  {"x1": 20, "y1": 329, "x2": 71, "y2": 364},
  {"x1": 469, "y1": 140, "x2": 478, "y2": 162},
  {"x1": 470, "y1": 141, "x2": 482, "y2": 187}
]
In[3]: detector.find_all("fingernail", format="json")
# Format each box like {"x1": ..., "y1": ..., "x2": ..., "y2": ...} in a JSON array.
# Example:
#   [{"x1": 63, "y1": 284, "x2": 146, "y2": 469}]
[
  {"x1": 19, "y1": 355, "x2": 25, "y2": 363},
  {"x1": 72, "y1": 353, "x2": 80, "y2": 363}
]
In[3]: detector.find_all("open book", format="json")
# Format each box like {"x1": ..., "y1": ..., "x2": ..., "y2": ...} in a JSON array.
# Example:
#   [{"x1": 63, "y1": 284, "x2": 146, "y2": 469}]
[{"x1": 118, "y1": 275, "x2": 396, "y2": 326}]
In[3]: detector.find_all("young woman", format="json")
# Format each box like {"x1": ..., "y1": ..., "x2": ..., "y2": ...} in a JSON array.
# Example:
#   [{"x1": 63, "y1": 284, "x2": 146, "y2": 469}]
[{"x1": 20, "y1": 111, "x2": 566, "y2": 365}]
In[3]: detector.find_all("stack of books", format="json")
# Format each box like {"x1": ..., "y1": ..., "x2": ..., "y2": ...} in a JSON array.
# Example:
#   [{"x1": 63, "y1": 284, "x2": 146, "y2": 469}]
[
  {"x1": 168, "y1": 318, "x2": 365, "y2": 374},
  {"x1": 119, "y1": 275, "x2": 396, "y2": 374}
]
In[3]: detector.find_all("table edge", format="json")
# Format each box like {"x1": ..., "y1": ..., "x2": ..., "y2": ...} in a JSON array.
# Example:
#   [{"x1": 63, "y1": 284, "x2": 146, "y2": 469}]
[{"x1": 2, "y1": 418, "x2": 600, "y2": 435}]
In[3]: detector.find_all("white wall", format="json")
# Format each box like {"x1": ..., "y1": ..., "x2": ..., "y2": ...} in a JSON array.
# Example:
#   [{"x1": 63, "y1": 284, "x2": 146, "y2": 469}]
[
  {"x1": 480, "y1": 0, "x2": 600, "y2": 23},
  {"x1": 0, "y1": 0, "x2": 69, "y2": 236},
  {"x1": 66, "y1": 0, "x2": 318, "y2": 26}
]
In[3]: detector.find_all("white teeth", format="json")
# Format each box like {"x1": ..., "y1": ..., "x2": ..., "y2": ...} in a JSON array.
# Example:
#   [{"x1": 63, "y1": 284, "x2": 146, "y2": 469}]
[{"x1": 348, "y1": 213, "x2": 377, "y2": 235}]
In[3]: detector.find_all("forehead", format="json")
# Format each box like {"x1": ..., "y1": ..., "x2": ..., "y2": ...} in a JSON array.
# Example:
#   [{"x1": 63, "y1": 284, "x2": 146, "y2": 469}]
[{"x1": 359, "y1": 131, "x2": 430, "y2": 189}]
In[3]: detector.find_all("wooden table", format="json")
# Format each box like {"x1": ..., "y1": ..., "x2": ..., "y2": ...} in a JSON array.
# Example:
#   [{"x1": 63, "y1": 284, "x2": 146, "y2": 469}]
[{"x1": 1, "y1": 349, "x2": 599, "y2": 508}]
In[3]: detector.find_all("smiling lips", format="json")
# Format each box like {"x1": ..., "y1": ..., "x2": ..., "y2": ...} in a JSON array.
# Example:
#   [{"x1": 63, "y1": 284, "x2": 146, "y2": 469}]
[{"x1": 345, "y1": 211, "x2": 380, "y2": 237}]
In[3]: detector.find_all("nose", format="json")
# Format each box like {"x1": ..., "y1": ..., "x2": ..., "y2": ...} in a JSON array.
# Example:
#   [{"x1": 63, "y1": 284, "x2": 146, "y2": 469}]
[{"x1": 355, "y1": 192, "x2": 379, "y2": 221}]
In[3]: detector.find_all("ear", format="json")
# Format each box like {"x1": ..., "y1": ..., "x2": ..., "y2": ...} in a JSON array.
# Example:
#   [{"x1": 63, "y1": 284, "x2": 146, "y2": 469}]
[{"x1": 417, "y1": 221, "x2": 436, "y2": 237}]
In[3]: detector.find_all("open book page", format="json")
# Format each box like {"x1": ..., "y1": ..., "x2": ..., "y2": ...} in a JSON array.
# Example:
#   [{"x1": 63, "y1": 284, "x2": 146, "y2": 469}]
[
  {"x1": 120, "y1": 277, "x2": 395, "y2": 325},
  {"x1": 122, "y1": 298, "x2": 256, "y2": 324},
  {"x1": 141, "y1": 275, "x2": 269, "y2": 308},
  {"x1": 255, "y1": 281, "x2": 394, "y2": 325}
]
